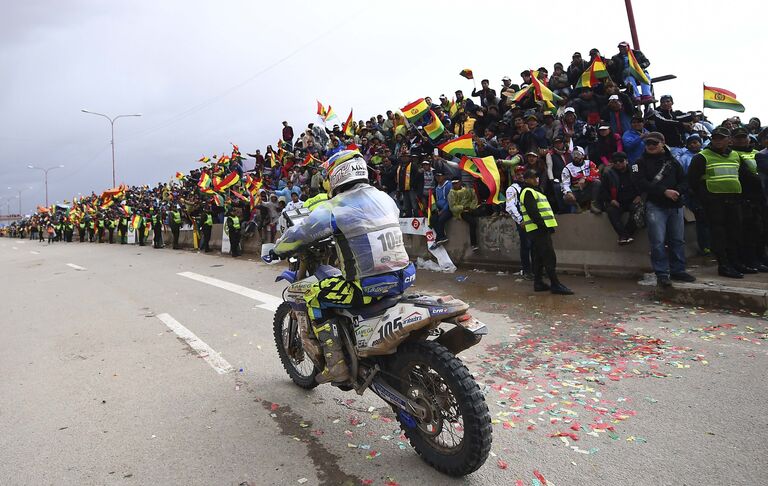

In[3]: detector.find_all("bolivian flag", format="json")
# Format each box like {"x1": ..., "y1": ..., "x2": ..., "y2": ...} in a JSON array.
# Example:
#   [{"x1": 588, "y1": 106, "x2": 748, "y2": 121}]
[
  {"x1": 131, "y1": 214, "x2": 141, "y2": 229},
  {"x1": 575, "y1": 55, "x2": 609, "y2": 89},
  {"x1": 438, "y1": 134, "x2": 476, "y2": 157},
  {"x1": 627, "y1": 50, "x2": 650, "y2": 85},
  {"x1": 529, "y1": 73, "x2": 562, "y2": 114},
  {"x1": 198, "y1": 172, "x2": 215, "y2": 194},
  {"x1": 324, "y1": 105, "x2": 337, "y2": 123},
  {"x1": 175, "y1": 172, "x2": 185, "y2": 180},
  {"x1": 343, "y1": 109, "x2": 354, "y2": 136},
  {"x1": 459, "y1": 156, "x2": 504, "y2": 204},
  {"x1": 401, "y1": 98, "x2": 429, "y2": 121},
  {"x1": 424, "y1": 110, "x2": 445, "y2": 140},
  {"x1": 703, "y1": 85, "x2": 745, "y2": 112},
  {"x1": 215, "y1": 172, "x2": 240, "y2": 192}
]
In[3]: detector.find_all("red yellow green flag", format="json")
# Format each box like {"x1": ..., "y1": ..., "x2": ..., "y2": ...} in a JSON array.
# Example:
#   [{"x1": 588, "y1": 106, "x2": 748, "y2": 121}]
[
  {"x1": 215, "y1": 172, "x2": 240, "y2": 192},
  {"x1": 343, "y1": 109, "x2": 354, "y2": 136},
  {"x1": 459, "y1": 68, "x2": 474, "y2": 80},
  {"x1": 324, "y1": 105, "x2": 337, "y2": 122},
  {"x1": 449, "y1": 99, "x2": 458, "y2": 117},
  {"x1": 175, "y1": 172, "x2": 185, "y2": 180},
  {"x1": 424, "y1": 110, "x2": 445, "y2": 140},
  {"x1": 459, "y1": 156, "x2": 504, "y2": 204},
  {"x1": 438, "y1": 134, "x2": 476, "y2": 157},
  {"x1": 703, "y1": 85, "x2": 745, "y2": 112},
  {"x1": 575, "y1": 55, "x2": 609, "y2": 89},
  {"x1": 197, "y1": 172, "x2": 215, "y2": 194},
  {"x1": 627, "y1": 49, "x2": 650, "y2": 84},
  {"x1": 302, "y1": 153, "x2": 318, "y2": 167},
  {"x1": 401, "y1": 98, "x2": 429, "y2": 121},
  {"x1": 529, "y1": 72, "x2": 562, "y2": 114},
  {"x1": 316, "y1": 100, "x2": 327, "y2": 117},
  {"x1": 131, "y1": 214, "x2": 141, "y2": 229}
]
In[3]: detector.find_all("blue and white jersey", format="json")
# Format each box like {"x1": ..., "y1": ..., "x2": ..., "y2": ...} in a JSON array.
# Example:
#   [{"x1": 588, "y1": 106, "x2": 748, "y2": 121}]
[{"x1": 275, "y1": 183, "x2": 409, "y2": 279}]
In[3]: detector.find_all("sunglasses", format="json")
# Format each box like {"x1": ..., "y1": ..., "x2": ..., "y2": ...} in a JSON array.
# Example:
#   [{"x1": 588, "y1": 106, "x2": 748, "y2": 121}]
[{"x1": 645, "y1": 140, "x2": 661, "y2": 146}]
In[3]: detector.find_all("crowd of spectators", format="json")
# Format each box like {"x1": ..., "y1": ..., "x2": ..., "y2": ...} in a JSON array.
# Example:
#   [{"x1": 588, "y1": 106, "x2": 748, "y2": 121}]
[{"x1": 4, "y1": 40, "x2": 768, "y2": 281}]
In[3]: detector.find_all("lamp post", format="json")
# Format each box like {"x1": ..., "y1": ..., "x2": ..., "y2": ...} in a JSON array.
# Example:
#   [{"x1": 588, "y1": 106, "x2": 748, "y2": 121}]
[
  {"x1": 81, "y1": 110, "x2": 142, "y2": 187},
  {"x1": 27, "y1": 165, "x2": 64, "y2": 207},
  {"x1": 624, "y1": 0, "x2": 640, "y2": 50},
  {"x1": 8, "y1": 186, "x2": 31, "y2": 215}
]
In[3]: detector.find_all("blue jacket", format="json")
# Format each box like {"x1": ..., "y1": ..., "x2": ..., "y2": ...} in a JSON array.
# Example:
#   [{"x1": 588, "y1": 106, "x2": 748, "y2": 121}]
[
  {"x1": 434, "y1": 180, "x2": 452, "y2": 211},
  {"x1": 622, "y1": 128, "x2": 647, "y2": 164}
]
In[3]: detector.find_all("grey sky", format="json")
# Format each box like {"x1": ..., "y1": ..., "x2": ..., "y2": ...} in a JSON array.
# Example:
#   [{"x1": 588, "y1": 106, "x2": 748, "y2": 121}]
[{"x1": 1, "y1": 0, "x2": 765, "y2": 214}]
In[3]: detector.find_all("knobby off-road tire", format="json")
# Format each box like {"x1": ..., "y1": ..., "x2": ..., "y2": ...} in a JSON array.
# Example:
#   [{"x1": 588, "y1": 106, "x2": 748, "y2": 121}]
[
  {"x1": 273, "y1": 302, "x2": 319, "y2": 389},
  {"x1": 390, "y1": 340, "x2": 492, "y2": 476}
]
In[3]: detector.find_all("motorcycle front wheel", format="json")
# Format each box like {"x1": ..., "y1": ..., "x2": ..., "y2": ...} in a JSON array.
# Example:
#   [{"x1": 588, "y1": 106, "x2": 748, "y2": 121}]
[
  {"x1": 273, "y1": 302, "x2": 319, "y2": 389},
  {"x1": 389, "y1": 340, "x2": 492, "y2": 477}
]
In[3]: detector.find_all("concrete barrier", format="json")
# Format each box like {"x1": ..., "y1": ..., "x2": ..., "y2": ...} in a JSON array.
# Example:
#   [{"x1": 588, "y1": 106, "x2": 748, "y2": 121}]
[
  {"x1": 404, "y1": 212, "x2": 698, "y2": 278},
  {"x1": 162, "y1": 214, "x2": 698, "y2": 277}
]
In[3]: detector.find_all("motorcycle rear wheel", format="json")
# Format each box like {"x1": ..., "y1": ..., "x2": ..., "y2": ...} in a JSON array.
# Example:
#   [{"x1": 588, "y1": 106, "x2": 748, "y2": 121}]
[
  {"x1": 273, "y1": 302, "x2": 319, "y2": 389},
  {"x1": 389, "y1": 340, "x2": 491, "y2": 476}
]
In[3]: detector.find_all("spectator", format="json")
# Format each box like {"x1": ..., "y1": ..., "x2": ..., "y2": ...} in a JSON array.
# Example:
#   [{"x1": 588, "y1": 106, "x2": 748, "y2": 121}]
[
  {"x1": 621, "y1": 115, "x2": 648, "y2": 164},
  {"x1": 447, "y1": 177, "x2": 485, "y2": 252},
  {"x1": 397, "y1": 154, "x2": 423, "y2": 217},
  {"x1": 590, "y1": 125, "x2": 623, "y2": 168},
  {"x1": 651, "y1": 95, "x2": 686, "y2": 149},
  {"x1": 281, "y1": 121, "x2": 294, "y2": 149},
  {"x1": 603, "y1": 94, "x2": 634, "y2": 136},
  {"x1": 632, "y1": 131, "x2": 694, "y2": 287},
  {"x1": 428, "y1": 171, "x2": 452, "y2": 249},
  {"x1": 561, "y1": 147, "x2": 602, "y2": 214},
  {"x1": 546, "y1": 136, "x2": 571, "y2": 212},
  {"x1": 566, "y1": 52, "x2": 589, "y2": 89},
  {"x1": 505, "y1": 166, "x2": 533, "y2": 279},
  {"x1": 600, "y1": 152, "x2": 640, "y2": 244},
  {"x1": 548, "y1": 62, "x2": 570, "y2": 98},
  {"x1": 471, "y1": 79, "x2": 498, "y2": 108},
  {"x1": 609, "y1": 41, "x2": 652, "y2": 104}
]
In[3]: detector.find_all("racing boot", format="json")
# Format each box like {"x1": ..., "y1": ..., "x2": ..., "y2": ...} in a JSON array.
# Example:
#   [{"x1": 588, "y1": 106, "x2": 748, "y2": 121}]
[{"x1": 313, "y1": 319, "x2": 350, "y2": 384}]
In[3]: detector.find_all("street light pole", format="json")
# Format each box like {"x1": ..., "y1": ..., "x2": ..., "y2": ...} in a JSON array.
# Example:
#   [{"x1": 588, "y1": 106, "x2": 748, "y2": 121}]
[
  {"x1": 81, "y1": 110, "x2": 142, "y2": 187},
  {"x1": 27, "y1": 165, "x2": 64, "y2": 207},
  {"x1": 8, "y1": 186, "x2": 31, "y2": 215}
]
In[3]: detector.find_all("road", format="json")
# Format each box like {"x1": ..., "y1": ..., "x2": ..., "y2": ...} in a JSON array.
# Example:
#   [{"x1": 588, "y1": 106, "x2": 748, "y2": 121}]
[{"x1": 1, "y1": 239, "x2": 767, "y2": 486}]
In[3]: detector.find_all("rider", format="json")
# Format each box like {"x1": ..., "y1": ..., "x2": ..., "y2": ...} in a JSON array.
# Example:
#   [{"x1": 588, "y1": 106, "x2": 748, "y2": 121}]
[{"x1": 272, "y1": 149, "x2": 414, "y2": 384}]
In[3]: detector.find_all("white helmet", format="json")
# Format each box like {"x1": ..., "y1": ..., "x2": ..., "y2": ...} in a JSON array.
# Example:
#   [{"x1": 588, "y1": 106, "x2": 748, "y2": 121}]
[{"x1": 327, "y1": 149, "x2": 369, "y2": 195}]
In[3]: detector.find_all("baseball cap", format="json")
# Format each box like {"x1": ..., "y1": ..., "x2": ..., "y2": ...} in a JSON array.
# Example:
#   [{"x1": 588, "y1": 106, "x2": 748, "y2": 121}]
[
  {"x1": 611, "y1": 151, "x2": 628, "y2": 162},
  {"x1": 686, "y1": 134, "x2": 702, "y2": 144},
  {"x1": 618, "y1": 41, "x2": 630, "y2": 47},
  {"x1": 502, "y1": 76, "x2": 511, "y2": 82},
  {"x1": 598, "y1": 125, "x2": 611, "y2": 130},
  {"x1": 451, "y1": 178, "x2": 461, "y2": 183},
  {"x1": 608, "y1": 94, "x2": 620, "y2": 101},
  {"x1": 525, "y1": 151, "x2": 538, "y2": 157},
  {"x1": 660, "y1": 95, "x2": 673, "y2": 103},
  {"x1": 563, "y1": 107, "x2": 576, "y2": 115},
  {"x1": 643, "y1": 131, "x2": 666, "y2": 143},
  {"x1": 711, "y1": 126, "x2": 731, "y2": 138},
  {"x1": 731, "y1": 127, "x2": 749, "y2": 137}
]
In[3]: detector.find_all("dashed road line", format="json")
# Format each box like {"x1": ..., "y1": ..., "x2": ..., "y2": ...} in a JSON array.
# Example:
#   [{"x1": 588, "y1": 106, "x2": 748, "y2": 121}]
[
  {"x1": 177, "y1": 271, "x2": 282, "y2": 311},
  {"x1": 12, "y1": 246, "x2": 18, "y2": 250},
  {"x1": 156, "y1": 313, "x2": 233, "y2": 374},
  {"x1": 66, "y1": 263, "x2": 87, "y2": 271},
  {"x1": 30, "y1": 251, "x2": 40, "y2": 255}
]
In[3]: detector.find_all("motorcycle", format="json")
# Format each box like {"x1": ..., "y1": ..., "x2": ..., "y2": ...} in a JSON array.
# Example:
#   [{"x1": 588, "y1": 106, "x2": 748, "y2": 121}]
[{"x1": 265, "y1": 241, "x2": 492, "y2": 476}]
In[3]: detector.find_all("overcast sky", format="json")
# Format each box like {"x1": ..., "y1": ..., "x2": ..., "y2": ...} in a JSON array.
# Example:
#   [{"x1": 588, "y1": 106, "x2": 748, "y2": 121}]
[{"x1": 1, "y1": 0, "x2": 765, "y2": 214}]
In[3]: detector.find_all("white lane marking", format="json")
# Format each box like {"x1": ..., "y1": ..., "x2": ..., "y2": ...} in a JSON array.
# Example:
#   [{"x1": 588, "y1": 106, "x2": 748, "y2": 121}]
[
  {"x1": 30, "y1": 251, "x2": 40, "y2": 255},
  {"x1": 12, "y1": 247, "x2": 18, "y2": 250},
  {"x1": 156, "y1": 313, "x2": 233, "y2": 374},
  {"x1": 177, "y1": 271, "x2": 282, "y2": 311},
  {"x1": 66, "y1": 263, "x2": 87, "y2": 271}
]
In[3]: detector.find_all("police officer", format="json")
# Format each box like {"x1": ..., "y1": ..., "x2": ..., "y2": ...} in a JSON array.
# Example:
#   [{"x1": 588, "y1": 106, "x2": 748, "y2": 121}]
[
  {"x1": 152, "y1": 207, "x2": 165, "y2": 249},
  {"x1": 107, "y1": 213, "x2": 116, "y2": 244},
  {"x1": 65, "y1": 218, "x2": 74, "y2": 242},
  {"x1": 118, "y1": 212, "x2": 128, "y2": 244},
  {"x1": 519, "y1": 169, "x2": 574, "y2": 295},
  {"x1": 169, "y1": 205, "x2": 182, "y2": 249},
  {"x1": 197, "y1": 203, "x2": 213, "y2": 253},
  {"x1": 688, "y1": 126, "x2": 761, "y2": 277},
  {"x1": 226, "y1": 207, "x2": 242, "y2": 257},
  {"x1": 730, "y1": 127, "x2": 768, "y2": 270}
]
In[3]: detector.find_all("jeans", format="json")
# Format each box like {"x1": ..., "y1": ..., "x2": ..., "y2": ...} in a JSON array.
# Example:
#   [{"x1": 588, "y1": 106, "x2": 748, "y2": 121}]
[
  {"x1": 429, "y1": 209, "x2": 453, "y2": 240},
  {"x1": 605, "y1": 201, "x2": 638, "y2": 239},
  {"x1": 516, "y1": 222, "x2": 531, "y2": 273},
  {"x1": 401, "y1": 190, "x2": 419, "y2": 218},
  {"x1": 624, "y1": 74, "x2": 651, "y2": 98},
  {"x1": 645, "y1": 201, "x2": 686, "y2": 277}
]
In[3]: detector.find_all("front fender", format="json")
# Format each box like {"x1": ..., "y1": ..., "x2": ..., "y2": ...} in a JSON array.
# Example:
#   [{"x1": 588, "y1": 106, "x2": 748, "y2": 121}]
[{"x1": 275, "y1": 270, "x2": 297, "y2": 283}]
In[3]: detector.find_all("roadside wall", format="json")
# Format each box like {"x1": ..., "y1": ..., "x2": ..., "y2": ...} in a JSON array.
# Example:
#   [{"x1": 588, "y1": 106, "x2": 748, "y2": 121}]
[{"x1": 164, "y1": 214, "x2": 698, "y2": 277}]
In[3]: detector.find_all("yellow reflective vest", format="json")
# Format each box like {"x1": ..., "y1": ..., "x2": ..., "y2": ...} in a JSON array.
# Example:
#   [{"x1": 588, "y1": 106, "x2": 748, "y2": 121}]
[
  {"x1": 520, "y1": 187, "x2": 558, "y2": 233},
  {"x1": 701, "y1": 148, "x2": 741, "y2": 194}
]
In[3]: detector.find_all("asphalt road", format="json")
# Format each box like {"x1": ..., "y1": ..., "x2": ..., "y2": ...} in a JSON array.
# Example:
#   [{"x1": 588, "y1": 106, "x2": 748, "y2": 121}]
[{"x1": 1, "y1": 238, "x2": 767, "y2": 486}]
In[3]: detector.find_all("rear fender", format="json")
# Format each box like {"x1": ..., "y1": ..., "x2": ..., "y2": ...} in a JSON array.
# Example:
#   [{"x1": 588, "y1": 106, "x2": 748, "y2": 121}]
[{"x1": 435, "y1": 314, "x2": 487, "y2": 355}]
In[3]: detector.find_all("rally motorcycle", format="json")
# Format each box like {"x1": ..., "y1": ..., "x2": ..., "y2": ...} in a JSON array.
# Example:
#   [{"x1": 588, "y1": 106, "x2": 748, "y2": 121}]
[{"x1": 265, "y1": 223, "x2": 492, "y2": 476}]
